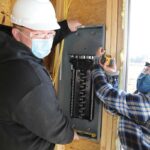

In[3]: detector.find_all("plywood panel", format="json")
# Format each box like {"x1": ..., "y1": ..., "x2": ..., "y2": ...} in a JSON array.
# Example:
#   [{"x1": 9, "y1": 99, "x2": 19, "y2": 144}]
[
  {"x1": 99, "y1": 0, "x2": 123, "y2": 150},
  {"x1": 67, "y1": 0, "x2": 106, "y2": 25}
]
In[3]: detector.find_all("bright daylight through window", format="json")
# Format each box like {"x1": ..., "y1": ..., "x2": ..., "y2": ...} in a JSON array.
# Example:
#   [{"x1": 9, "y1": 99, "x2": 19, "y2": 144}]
[{"x1": 126, "y1": 0, "x2": 150, "y2": 92}]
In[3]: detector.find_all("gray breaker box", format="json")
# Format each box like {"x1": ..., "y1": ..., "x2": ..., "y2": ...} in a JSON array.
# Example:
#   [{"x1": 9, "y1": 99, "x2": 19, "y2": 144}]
[{"x1": 58, "y1": 25, "x2": 105, "y2": 141}]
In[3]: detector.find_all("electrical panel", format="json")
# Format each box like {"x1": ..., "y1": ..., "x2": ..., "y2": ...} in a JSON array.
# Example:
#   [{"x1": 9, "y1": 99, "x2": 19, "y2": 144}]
[{"x1": 58, "y1": 25, "x2": 105, "y2": 141}]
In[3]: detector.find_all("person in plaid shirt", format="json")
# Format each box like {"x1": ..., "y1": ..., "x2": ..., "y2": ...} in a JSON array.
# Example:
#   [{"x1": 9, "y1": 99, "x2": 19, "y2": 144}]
[{"x1": 92, "y1": 48, "x2": 150, "y2": 150}]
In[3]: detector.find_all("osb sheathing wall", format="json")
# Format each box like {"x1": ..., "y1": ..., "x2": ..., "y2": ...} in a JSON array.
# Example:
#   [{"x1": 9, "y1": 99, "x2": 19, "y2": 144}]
[
  {"x1": 54, "y1": 0, "x2": 123, "y2": 150},
  {"x1": 66, "y1": 0, "x2": 106, "y2": 25},
  {"x1": 54, "y1": 0, "x2": 106, "y2": 25},
  {"x1": 1, "y1": 0, "x2": 124, "y2": 150}
]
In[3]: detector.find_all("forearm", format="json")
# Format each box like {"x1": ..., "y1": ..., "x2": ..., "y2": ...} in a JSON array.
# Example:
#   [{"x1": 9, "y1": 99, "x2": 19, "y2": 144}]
[
  {"x1": 92, "y1": 66, "x2": 150, "y2": 122},
  {"x1": 53, "y1": 20, "x2": 71, "y2": 47},
  {"x1": 12, "y1": 83, "x2": 74, "y2": 144},
  {"x1": 92, "y1": 66, "x2": 120, "y2": 106}
]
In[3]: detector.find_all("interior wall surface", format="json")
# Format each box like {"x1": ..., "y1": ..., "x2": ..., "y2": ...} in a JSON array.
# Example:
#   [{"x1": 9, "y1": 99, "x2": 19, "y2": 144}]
[
  {"x1": 53, "y1": 0, "x2": 123, "y2": 150},
  {"x1": 1, "y1": 0, "x2": 124, "y2": 150},
  {"x1": 66, "y1": 0, "x2": 106, "y2": 25}
]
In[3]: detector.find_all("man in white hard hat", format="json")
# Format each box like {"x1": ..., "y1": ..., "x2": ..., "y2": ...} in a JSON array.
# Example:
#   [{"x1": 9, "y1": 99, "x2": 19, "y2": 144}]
[
  {"x1": 0, "y1": 19, "x2": 81, "y2": 51},
  {"x1": 0, "y1": 0, "x2": 80, "y2": 150}
]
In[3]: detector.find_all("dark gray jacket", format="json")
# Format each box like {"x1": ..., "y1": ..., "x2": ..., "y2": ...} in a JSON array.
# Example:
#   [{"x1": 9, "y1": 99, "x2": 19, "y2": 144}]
[{"x1": 0, "y1": 27, "x2": 73, "y2": 150}]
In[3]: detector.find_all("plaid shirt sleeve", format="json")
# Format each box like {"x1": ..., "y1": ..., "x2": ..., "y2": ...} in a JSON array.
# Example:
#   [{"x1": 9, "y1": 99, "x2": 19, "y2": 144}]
[
  {"x1": 104, "y1": 73, "x2": 119, "y2": 115},
  {"x1": 92, "y1": 66, "x2": 150, "y2": 124}
]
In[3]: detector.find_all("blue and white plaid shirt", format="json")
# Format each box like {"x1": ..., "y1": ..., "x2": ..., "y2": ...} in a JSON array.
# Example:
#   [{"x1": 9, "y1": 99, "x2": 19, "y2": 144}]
[{"x1": 92, "y1": 66, "x2": 150, "y2": 150}]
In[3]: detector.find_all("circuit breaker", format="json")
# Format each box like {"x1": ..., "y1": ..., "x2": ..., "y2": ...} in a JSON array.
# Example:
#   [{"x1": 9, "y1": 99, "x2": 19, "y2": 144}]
[
  {"x1": 58, "y1": 25, "x2": 105, "y2": 141},
  {"x1": 70, "y1": 55, "x2": 95, "y2": 121}
]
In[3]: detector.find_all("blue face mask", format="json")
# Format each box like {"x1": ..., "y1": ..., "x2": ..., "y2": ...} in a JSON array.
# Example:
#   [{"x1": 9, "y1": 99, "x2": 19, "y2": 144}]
[
  {"x1": 137, "y1": 73, "x2": 150, "y2": 93},
  {"x1": 31, "y1": 38, "x2": 53, "y2": 59}
]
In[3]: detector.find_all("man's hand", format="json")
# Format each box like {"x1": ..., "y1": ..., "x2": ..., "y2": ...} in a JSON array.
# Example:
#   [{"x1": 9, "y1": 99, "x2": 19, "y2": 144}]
[
  {"x1": 96, "y1": 47, "x2": 105, "y2": 57},
  {"x1": 96, "y1": 47, "x2": 118, "y2": 74},
  {"x1": 103, "y1": 58, "x2": 117, "y2": 74},
  {"x1": 73, "y1": 131, "x2": 80, "y2": 140},
  {"x1": 67, "y1": 20, "x2": 82, "y2": 32}
]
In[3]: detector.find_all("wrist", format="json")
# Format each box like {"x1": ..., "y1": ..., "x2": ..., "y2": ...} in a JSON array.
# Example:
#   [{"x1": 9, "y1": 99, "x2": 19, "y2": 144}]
[{"x1": 105, "y1": 70, "x2": 119, "y2": 76}]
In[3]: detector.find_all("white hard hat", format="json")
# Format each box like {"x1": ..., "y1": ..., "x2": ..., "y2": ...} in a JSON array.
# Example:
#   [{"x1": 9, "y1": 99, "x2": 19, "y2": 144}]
[{"x1": 11, "y1": 0, "x2": 60, "y2": 30}]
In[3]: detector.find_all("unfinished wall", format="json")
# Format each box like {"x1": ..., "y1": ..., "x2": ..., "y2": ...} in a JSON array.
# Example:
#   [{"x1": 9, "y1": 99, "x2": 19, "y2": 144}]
[
  {"x1": 54, "y1": 1, "x2": 107, "y2": 149},
  {"x1": 55, "y1": 0, "x2": 106, "y2": 25},
  {"x1": 67, "y1": 0, "x2": 106, "y2": 25},
  {"x1": 54, "y1": 0, "x2": 123, "y2": 150}
]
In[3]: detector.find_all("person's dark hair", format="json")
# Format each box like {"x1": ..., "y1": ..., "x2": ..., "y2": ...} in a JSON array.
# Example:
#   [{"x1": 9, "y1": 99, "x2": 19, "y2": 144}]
[{"x1": 145, "y1": 62, "x2": 150, "y2": 66}]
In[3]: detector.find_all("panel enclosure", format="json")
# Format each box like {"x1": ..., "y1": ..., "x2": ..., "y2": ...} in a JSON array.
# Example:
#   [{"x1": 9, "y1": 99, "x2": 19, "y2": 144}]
[{"x1": 58, "y1": 25, "x2": 105, "y2": 141}]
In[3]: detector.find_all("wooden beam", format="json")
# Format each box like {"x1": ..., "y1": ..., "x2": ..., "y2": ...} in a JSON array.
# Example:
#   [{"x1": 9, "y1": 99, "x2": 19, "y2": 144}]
[{"x1": 100, "y1": 0, "x2": 120, "y2": 150}]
